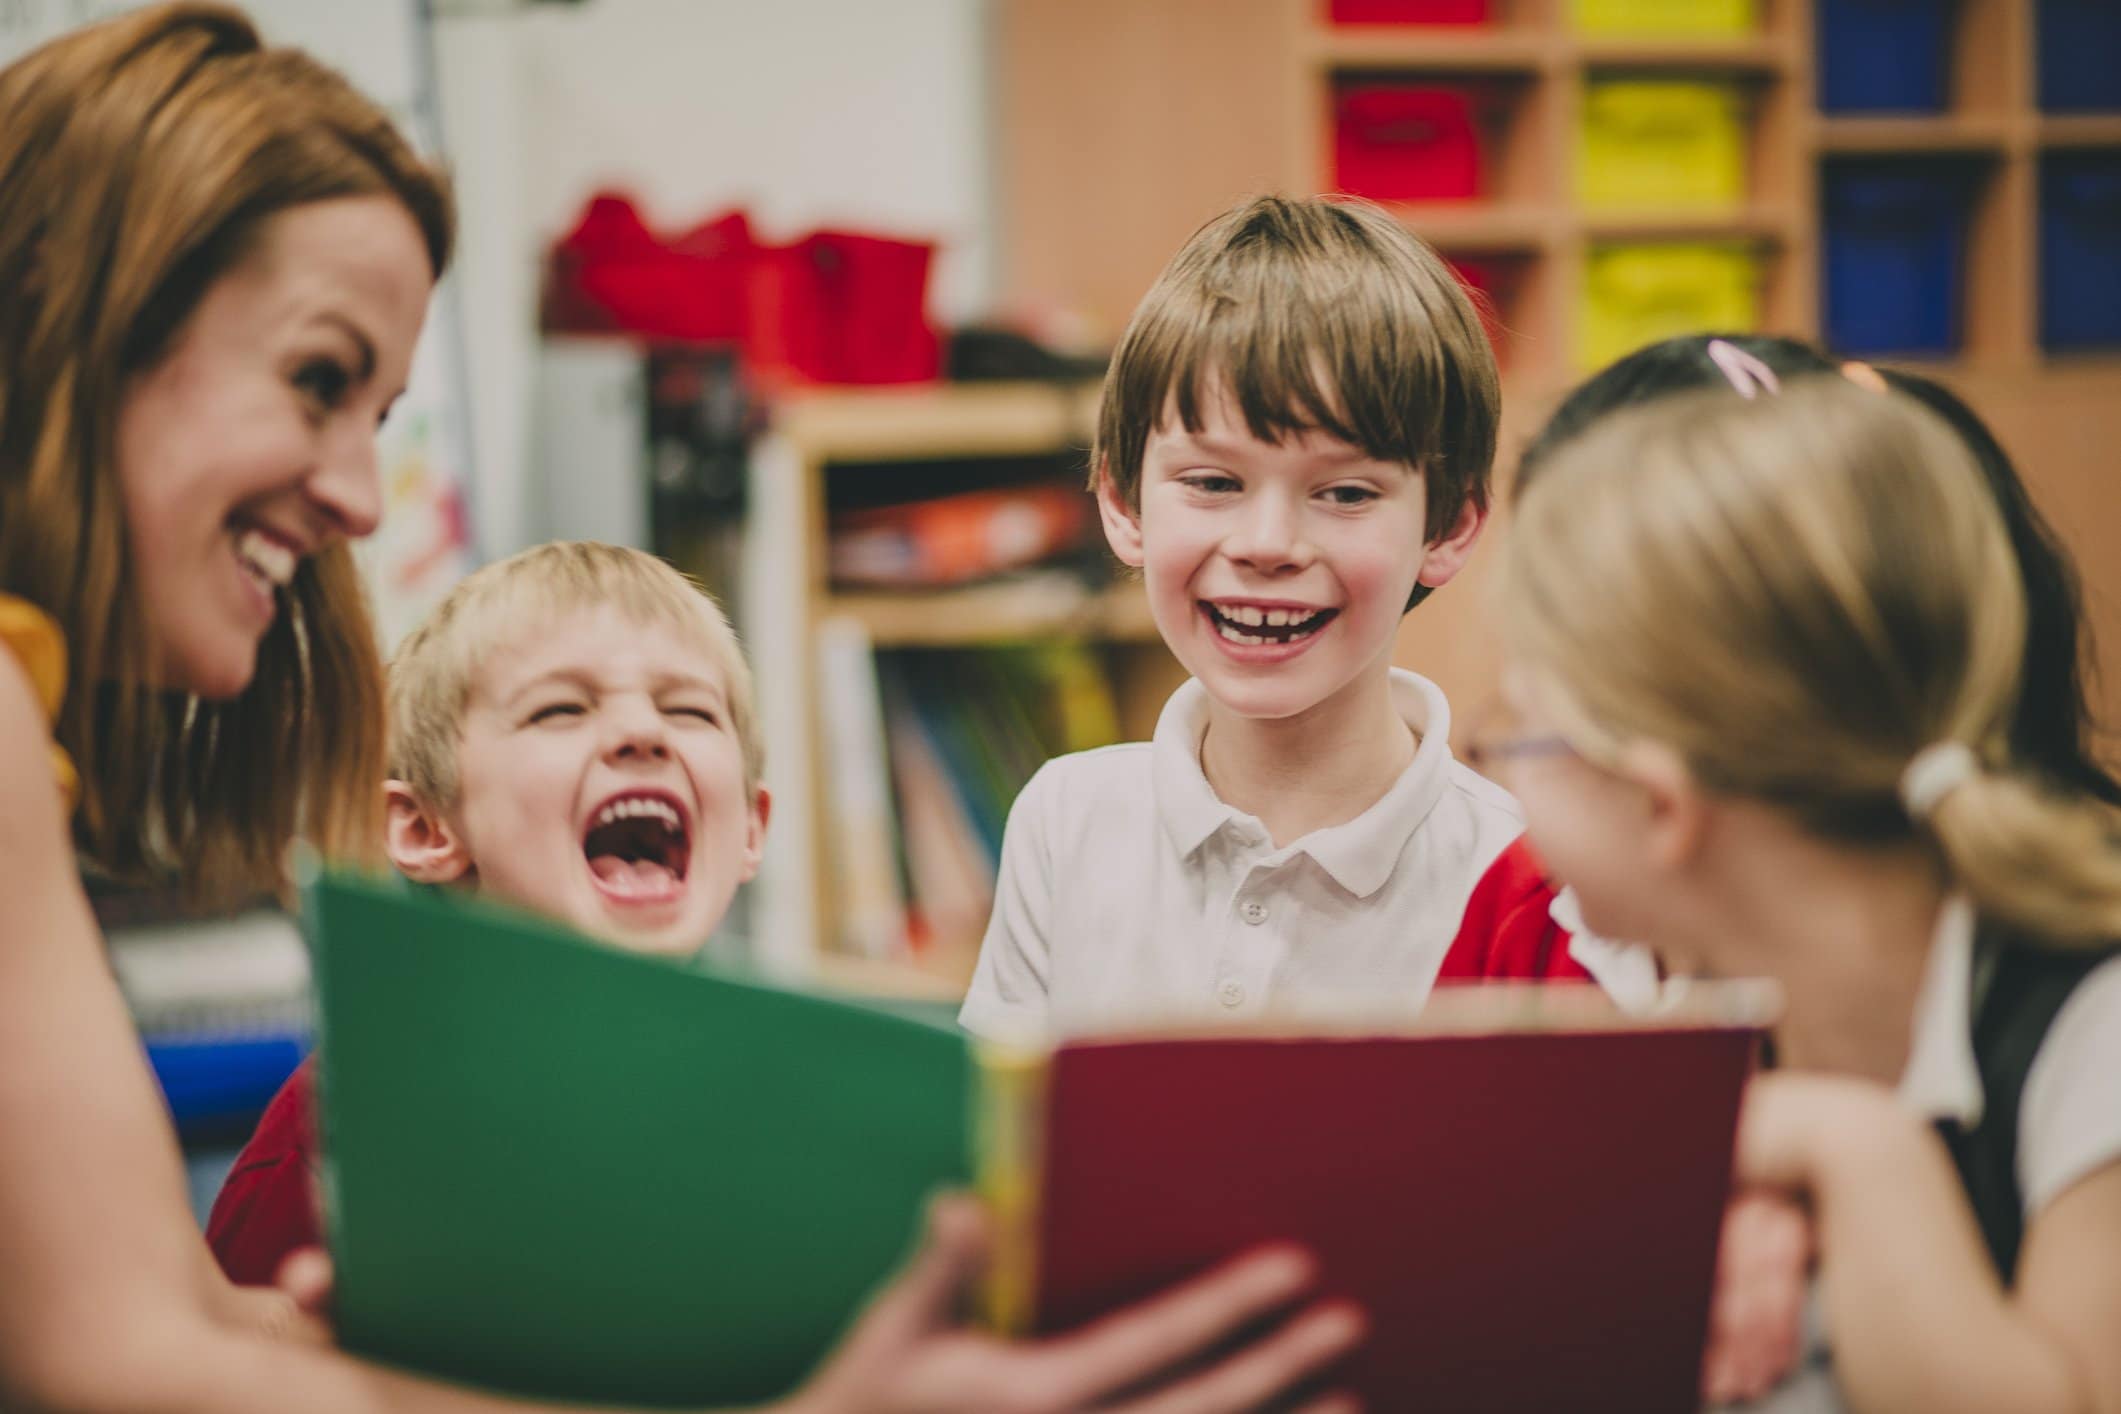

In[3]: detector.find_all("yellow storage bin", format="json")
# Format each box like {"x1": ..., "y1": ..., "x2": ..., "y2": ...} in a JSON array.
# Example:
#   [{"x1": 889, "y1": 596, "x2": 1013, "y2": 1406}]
[
  {"x1": 1579, "y1": 242, "x2": 1758, "y2": 370},
  {"x1": 1579, "y1": 79, "x2": 1747, "y2": 211},
  {"x1": 1570, "y1": 0, "x2": 1756, "y2": 35}
]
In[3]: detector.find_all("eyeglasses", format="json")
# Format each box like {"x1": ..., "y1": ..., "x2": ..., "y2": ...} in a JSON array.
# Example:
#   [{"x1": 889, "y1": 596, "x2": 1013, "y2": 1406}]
[{"x1": 1462, "y1": 695, "x2": 1578, "y2": 779}]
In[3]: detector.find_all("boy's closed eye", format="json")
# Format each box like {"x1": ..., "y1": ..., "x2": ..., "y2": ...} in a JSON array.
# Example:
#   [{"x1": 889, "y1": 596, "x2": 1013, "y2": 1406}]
[
  {"x1": 664, "y1": 703, "x2": 720, "y2": 727},
  {"x1": 525, "y1": 700, "x2": 587, "y2": 726}
]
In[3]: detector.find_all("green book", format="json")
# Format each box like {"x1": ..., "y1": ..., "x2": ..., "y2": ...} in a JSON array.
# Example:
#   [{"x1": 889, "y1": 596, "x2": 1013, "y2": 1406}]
[{"x1": 304, "y1": 871, "x2": 974, "y2": 1408}]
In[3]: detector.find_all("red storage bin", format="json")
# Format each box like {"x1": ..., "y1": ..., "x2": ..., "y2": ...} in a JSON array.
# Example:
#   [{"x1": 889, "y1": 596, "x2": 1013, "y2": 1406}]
[
  {"x1": 544, "y1": 195, "x2": 941, "y2": 385},
  {"x1": 545, "y1": 194, "x2": 755, "y2": 343},
  {"x1": 749, "y1": 231, "x2": 941, "y2": 386},
  {"x1": 1329, "y1": 0, "x2": 1491, "y2": 21},
  {"x1": 1333, "y1": 82, "x2": 1491, "y2": 201}
]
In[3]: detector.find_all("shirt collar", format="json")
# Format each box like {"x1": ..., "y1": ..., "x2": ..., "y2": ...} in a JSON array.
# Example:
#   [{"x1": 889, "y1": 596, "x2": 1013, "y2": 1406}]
[
  {"x1": 1897, "y1": 894, "x2": 1984, "y2": 1126},
  {"x1": 1150, "y1": 668, "x2": 1457, "y2": 898}
]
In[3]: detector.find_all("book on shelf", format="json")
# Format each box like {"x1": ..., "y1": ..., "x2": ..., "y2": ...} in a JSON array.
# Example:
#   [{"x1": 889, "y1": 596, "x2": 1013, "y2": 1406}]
[
  {"x1": 815, "y1": 614, "x2": 908, "y2": 959},
  {"x1": 865, "y1": 644, "x2": 1123, "y2": 958},
  {"x1": 309, "y1": 869, "x2": 1771, "y2": 1411},
  {"x1": 828, "y1": 483, "x2": 1093, "y2": 589}
]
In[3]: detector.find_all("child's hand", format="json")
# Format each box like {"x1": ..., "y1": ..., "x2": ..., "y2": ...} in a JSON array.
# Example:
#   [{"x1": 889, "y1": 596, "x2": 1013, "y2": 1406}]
[
  {"x1": 1699, "y1": 1191, "x2": 1813, "y2": 1405},
  {"x1": 220, "y1": 1248, "x2": 335, "y2": 1347},
  {"x1": 274, "y1": 1247, "x2": 337, "y2": 1333},
  {"x1": 1734, "y1": 1072, "x2": 1900, "y2": 1193},
  {"x1": 786, "y1": 1194, "x2": 1366, "y2": 1414}
]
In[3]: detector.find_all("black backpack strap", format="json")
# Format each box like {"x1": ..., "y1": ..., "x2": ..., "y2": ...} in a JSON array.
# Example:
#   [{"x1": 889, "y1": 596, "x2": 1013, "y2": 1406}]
[{"x1": 1935, "y1": 929, "x2": 2115, "y2": 1282}]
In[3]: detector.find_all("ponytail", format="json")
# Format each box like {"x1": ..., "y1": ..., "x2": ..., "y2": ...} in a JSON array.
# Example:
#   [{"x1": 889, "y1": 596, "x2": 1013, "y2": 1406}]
[{"x1": 1917, "y1": 758, "x2": 2121, "y2": 947}]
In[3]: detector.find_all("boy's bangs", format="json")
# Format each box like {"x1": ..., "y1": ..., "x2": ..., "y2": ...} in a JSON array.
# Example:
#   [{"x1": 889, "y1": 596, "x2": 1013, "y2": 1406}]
[{"x1": 1155, "y1": 289, "x2": 1452, "y2": 479}]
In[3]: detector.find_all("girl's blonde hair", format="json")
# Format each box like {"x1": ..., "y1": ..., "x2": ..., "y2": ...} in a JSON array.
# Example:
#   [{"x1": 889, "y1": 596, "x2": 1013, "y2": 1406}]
[
  {"x1": 0, "y1": 4, "x2": 454, "y2": 907},
  {"x1": 1501, "y1": 377, "x2": 2121, "y2": 947}
]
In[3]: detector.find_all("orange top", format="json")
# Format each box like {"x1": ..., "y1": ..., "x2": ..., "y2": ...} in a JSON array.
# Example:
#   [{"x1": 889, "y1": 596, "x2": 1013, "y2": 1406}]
[{"x1": 0, "y1": 593, "x2": 78, "y2": 809}]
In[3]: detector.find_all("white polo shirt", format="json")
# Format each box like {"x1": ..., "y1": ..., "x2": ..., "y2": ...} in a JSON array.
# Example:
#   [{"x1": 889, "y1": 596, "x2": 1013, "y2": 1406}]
[{"x1": 958, "y1": 668, "x2": 1530, "y2": 1044}]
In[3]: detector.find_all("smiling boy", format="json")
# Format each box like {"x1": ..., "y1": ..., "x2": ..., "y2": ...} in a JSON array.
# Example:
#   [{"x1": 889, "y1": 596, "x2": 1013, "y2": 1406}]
[
  {"x1": 958, "y1": 195, "x2": 1585, "y2": 1045},
  {"x1": 207, "y1": 541, "x2": 769, "y2": 1283}
]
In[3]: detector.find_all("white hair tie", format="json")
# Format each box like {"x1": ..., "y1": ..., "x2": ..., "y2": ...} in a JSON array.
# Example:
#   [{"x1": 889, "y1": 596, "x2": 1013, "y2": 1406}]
[{"x1": 1901, "y1": 742, "x2": 1979, "y2": 820}]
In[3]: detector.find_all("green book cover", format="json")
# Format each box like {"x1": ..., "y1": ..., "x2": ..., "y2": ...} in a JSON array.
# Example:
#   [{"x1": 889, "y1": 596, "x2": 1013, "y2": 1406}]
[{"x1": 304, "y1": 871, "x2": 974, "y2": 1408}]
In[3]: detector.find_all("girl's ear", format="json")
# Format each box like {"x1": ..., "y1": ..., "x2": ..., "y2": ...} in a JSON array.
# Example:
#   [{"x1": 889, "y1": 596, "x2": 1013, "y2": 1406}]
[
  {"x1": 1617, "y1": 741, "x2": 1708, "y2": 874},
  {"x1": 383, "y1": 779, "x2": 475, "y2": 884},
  {"x1": 1095, "y1": 461, "x2": 1146, "y2": 569}
]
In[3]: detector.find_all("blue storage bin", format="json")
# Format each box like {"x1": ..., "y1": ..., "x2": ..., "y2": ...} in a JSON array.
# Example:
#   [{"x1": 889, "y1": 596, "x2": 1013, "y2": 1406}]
[
  {"x1": 1816, "y1": 0, "x2": 1952, "y2": 113},
  {"x1": 1823, "y1": 159, "x2": 1978, "y2": 355},
  {"x1": 2041, "y1": 152, "x2": 2121, "y2": 350},
  {"x1": 2038, "y1": 1, "x2": 2121, "y2": 112},
  {"x1": 147, "y1": 1030, "x2": 310, "y2": 1137}
]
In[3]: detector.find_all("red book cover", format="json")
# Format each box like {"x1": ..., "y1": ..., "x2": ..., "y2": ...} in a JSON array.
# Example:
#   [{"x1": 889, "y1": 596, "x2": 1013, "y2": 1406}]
[{"x1": 1010, "y1": 996, "x2": 1766, "y2": 1412}]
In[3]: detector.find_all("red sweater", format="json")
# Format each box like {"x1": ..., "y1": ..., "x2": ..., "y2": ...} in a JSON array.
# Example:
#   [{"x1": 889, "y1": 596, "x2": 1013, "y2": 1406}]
[
  {"x1": 205, "y1": 1053, "x2": 322, "y2": 1286},
  {"x1": 205, "y1": 835, "x2": 1584, "y2": 1286}
]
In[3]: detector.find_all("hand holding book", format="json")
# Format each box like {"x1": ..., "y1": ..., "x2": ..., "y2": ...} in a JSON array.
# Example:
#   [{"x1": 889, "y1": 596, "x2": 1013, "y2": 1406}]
[{"x1": 788, "y1": 1194, "x2": 1363, "y2": 1414}]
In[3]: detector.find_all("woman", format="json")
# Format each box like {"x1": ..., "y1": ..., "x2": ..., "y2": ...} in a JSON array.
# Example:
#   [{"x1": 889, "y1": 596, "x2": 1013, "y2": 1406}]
[{"x1": 0, "y1": 8, "x2": 1360, "y2": 1412}]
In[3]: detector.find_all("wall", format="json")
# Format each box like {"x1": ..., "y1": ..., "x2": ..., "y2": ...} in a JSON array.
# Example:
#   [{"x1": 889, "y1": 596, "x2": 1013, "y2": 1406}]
[{"x1": 436, "y1": 0, "x2": 995, "y2": 559}]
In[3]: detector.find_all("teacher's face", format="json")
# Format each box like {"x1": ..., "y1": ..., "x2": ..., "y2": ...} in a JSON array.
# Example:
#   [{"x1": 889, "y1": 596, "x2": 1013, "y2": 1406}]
[{"x1": 115, "y1": 195, "x2": 433, "y2": 698}]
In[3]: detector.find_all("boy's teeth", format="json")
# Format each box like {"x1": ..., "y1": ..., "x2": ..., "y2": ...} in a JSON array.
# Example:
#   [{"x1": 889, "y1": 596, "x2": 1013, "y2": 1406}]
[
  {"x1": 1265, "y1": 609, "x2": 1289, "y2": 627},
  {"x1": 234, "y1": 529, "x2": 296, "y2": 587},
  {"x1": 594, "y1": 797, "x2": 681, "y2": 828}
]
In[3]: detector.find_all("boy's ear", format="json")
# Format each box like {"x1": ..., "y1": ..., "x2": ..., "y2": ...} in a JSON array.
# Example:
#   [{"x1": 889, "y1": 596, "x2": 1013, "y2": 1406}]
[
  {"x1": 383, "y1": 779, "x2": 475, "y2": 884},
  {"x1": 1618, "y1": 742, "x2": 1708, "y2": 874},
  {"x1": 1095, "y1": 461, "x2": 1145, "y2": 569},
  {"x1": 736, "y1": 785, "x2": 772, "y2": 884},
  {"x1": 1415, "y1": 491, "x2": 1489, "y2": 590}
]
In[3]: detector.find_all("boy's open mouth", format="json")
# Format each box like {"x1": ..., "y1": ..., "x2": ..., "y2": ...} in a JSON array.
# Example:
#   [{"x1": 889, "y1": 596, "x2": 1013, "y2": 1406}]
[
  {"x1": 1200, "y1": 601, "x2": 1338, "y2": 647},
  {"x1": 581, "y1": 789, "x2": 692, "y2": 900}
]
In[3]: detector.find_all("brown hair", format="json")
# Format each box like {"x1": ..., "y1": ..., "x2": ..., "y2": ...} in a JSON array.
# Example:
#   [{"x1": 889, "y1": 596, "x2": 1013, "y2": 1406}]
[
  {"x1": 1092, "y1": 194, "x2": 1499, "y2": 609},
  {"x1": 388, "y1": 542, "x2": 764, "y2": 809},
  {"x1": 0, "y1": 3, "x2": 455, "y2": 906},
  {"x1": 1502, "y1": 379, "x2": 2121, "y2": 947}
]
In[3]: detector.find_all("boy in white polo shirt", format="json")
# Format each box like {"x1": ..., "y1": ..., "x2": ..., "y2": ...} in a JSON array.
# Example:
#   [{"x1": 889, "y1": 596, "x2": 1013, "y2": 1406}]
[{"x1": 959, "y1": 195, "x2": 1588, "y2": 1045}]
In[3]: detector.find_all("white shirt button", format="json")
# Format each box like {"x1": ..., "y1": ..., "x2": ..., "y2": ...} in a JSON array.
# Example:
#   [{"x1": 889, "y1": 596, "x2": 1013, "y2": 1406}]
[
  {"x1": 1239, "y1": 899, "x2": 1269, "y2": 925},
  {"x1": 1217, "y1": 979, "x2": 1246, "y2": 1008}
]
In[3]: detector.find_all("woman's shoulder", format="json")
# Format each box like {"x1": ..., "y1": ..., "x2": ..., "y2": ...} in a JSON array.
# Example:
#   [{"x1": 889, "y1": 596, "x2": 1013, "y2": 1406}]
[{"x1": 0, "y1": 592, "x2": 77, "y2": 805}]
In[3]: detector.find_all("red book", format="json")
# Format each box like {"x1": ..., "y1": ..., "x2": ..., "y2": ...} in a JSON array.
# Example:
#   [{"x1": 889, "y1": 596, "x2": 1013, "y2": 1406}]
[{"x1": 983, "y1": 986, "x2": 1773, "y2": 1412}]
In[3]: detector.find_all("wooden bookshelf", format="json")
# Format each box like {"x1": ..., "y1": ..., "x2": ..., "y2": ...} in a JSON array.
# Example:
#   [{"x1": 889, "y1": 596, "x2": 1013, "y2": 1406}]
[
  {"x1": 1813, "y1": 114, "x2": 2018, "y2": 155},
  {"x1": 1306, "y1": 25, "x2": 1554, "y2": 74},
  {"x1": 742, "y1": 381, "x2": 1180, "y2": 994},
  {"x1": 828, "y1": 580, "x2": 1157, "y2": 650},
  {"x1": 994, "y1": 0, "x2": 2121, "y2": 772},
  {"x1": 1572, "y1": 35, "x2": 1796, "y2": 73}
]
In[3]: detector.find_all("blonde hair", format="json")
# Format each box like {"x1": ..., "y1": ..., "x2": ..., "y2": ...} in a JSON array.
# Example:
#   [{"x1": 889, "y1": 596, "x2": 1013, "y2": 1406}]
[
  {"x1": 0, "y1": 4, "x2": 454, "y2": 906},
  {"x1": 1501, "y1": 378, "x2": 2121, "y2": 947},
  {"x1": 1093, "y1": 195, "x2": 1499, "y2": 609},
  {"x1": 388, "y1": 542, "x2": 762, "y2": 808}
]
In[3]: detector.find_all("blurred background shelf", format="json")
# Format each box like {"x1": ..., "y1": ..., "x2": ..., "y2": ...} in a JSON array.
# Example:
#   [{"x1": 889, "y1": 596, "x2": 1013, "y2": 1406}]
[
  {"x1": 773, "y1": 382, "x2": 1098, "y2": 462},
  {"x1": 1308, "y1": 26, "x2": 1554, "y2": 73},
  {"x1": 1813, "y1": 114, "x2": 2018, "y2": 155},
  {"x1": 828, "y1": 579, "x2": 1157, "y2": 649},
  {"x1": 1572, "y1": 36, "x2": 1796, "y2": 73},
  {"x1": 2038, "y1": 115, "x2": 2121, "y2": 149}
]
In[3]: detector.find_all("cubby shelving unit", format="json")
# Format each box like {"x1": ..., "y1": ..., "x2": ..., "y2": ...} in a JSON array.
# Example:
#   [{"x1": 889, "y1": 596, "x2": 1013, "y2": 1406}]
[{"x1": 996, "y1": 0, "x2": 2121, "y2": 750}]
